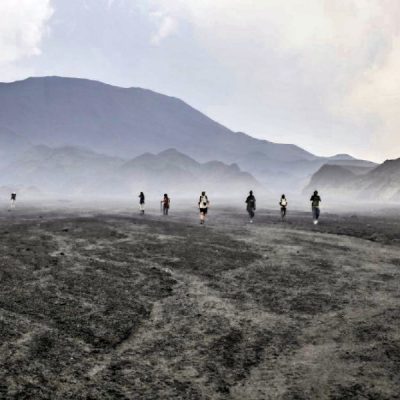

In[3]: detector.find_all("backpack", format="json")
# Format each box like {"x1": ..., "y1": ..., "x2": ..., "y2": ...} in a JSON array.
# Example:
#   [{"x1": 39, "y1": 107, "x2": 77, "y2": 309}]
[{"x1": 200, "y1": 195, "x2": 208, "y2": 208}]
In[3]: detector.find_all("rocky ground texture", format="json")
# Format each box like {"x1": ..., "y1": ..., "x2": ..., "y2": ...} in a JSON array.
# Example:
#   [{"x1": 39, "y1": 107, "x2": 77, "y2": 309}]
[{"x1": 0, "y1": 206, "x2": 399, "y2": 399}]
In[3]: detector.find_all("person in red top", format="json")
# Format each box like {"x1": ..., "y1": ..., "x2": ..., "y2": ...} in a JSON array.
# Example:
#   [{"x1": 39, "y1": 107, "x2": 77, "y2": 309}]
[{"x1": 161, "y1": 193, "x2": 170, "y2": 215}]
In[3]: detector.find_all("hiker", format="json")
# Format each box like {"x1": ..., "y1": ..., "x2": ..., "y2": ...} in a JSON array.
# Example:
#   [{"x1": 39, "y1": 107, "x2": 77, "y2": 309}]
[
  {"x1": 198, "y1": 191, "x2": 209, "y2": 224},
  {"x1": 245, "y1": 190, "x2": 256, "y2": 223},
  {"x1": 139, "y1": 192, "x2": 145, "y2": 214},
  {"x1": 310, "y1": 190, "x2": 321, "y2": 224},
  {"x1": 9, "y1": 192, "x2": 16, "y2": 210},
  {"x1": 279, "y1": 194, "x2": 288, "y2": 220},
  {"x1": 161, "y1": 193, "x2": 170, "y2": 215}
]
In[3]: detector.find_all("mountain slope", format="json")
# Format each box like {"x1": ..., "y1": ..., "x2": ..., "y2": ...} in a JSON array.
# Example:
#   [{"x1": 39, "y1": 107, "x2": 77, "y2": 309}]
[
  {"x1": 0, "y1": 127, "x2": 31, "y2": 168},
  {"x1": 0, "y1": 76, "x2": 315, "y2": 163},
  {"x1": 304, "y1": 164, "x2": 357, "y2": 194},
  {"x1": 0, "y1": 146, "x2": 259, "y2": 197},
  {"x1": 118, "y1": 148, "x2": 259, "y2": 195},
  {"x1": 1, "y1": 145, "x2": 124, "y2": 193},
  {"x1": 358, "y1": 159, "x2": 400, "y2": 200},
  {"x1": 305, "y1": 159, "x2": 400, "y2": 201}
]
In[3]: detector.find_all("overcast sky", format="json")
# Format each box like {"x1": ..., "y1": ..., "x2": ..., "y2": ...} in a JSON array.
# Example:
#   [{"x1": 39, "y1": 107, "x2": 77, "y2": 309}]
[{"x1": 1, "y1": 0, "x2": 399, "y2": 162}]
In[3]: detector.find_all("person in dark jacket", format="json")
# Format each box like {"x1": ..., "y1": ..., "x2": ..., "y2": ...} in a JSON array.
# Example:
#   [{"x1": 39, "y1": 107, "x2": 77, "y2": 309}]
[
  {"x1": 310, "y1": 190, "x2": 321, "y2": 224},
  {"x1": 139, "y1": 192, "x2": 145, "y2": 215},
  {"x1": 245, "y1": 190, "x2": 256, "y2": 223},
  {"x1": 9, "y1": 192, "x2": 16, "y2": 210}
]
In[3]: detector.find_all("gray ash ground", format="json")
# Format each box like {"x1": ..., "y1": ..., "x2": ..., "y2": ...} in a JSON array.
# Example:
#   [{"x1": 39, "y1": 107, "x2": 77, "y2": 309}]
[{"x1": 0, "y1": 205, "x2": 399, "y2": 399}]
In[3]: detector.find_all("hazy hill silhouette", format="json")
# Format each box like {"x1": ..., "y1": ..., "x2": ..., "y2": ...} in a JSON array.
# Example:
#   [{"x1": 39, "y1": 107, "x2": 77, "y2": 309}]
[
  {"x1": 0, "y1": 146, "x2": 259, "y2": 197},
  {"x1": 305, "y1": 159, "x2": 400, "y2": 201}
]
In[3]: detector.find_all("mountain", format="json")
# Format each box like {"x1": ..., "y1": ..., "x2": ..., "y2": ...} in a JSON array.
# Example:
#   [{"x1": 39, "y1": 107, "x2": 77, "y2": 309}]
[
  {"x1": 0, "y1": 76, "x2": 375, "y2": 192},
  {"x1": 305, "y1": 159, "x2": 400, "y2": 201},
  {"x1": 0, "y1": 127, "x2": 31, "y2": 168},
  {"x1": 327, "y1": 154, "x2": 356, "y2": 161},
  {"x1": 0, "y1": 76, "x2": 314, "y2": 163},
  {"x1": 0, "y1": 146, "x2": 259, "y2": 197},
  {"x1": 304, "y1": 165, "x2": 357, "y2": 194},
  {"x1": 117, "y1": 148, "x2": 259, "y2": 196},
  {"x1": 0, "y1": 145, "x2": 124, "y2": 194},
  {"x1": 238, "y1": 152, "x2": 376, "y2": 191},
  {"x1": 358, "y1": 159, "x2": 400, "y2": 200}
]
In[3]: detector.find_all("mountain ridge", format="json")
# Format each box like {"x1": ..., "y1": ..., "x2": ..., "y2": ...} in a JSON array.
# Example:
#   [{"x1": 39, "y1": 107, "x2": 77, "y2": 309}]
[
  {"x1": 0, "y1": 76, "x2": 377, "y2": 193},
  {"x1": 0, "y1": 145, "x2": 260, "y2": 197},
  {"x1": 0, "y1": 76, "x2": 316, "y2": 161}
]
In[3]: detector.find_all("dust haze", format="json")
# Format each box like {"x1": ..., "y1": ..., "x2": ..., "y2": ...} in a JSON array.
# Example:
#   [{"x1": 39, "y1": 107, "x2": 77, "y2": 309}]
[
  {"x1": 0, "y1": 72, "x2": 399, "y2": 400},
  {"x1": 1, "y1": 2, "x2": 400, "y2": 397}
]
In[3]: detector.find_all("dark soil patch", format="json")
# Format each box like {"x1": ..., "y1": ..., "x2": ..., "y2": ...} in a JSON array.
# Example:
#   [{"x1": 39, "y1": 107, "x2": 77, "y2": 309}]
[{"x1": 0, "y1": 209, "x2": 399, "y2": 399}]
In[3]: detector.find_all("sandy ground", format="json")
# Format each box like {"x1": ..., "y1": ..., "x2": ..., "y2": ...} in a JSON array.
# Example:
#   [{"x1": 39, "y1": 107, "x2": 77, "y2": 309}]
[{"x1": 0, "y1": 204, "x2": 399, "y2": 399}]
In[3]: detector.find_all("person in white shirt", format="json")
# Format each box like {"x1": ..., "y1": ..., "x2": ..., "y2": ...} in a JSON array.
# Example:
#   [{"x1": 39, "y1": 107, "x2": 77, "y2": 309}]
[
  {"x1": 198, "y1": 191, "x2": 209, "y2": 225},
  {"x1": 279, "y1": 194, "x2": 288, "y2": 221}
]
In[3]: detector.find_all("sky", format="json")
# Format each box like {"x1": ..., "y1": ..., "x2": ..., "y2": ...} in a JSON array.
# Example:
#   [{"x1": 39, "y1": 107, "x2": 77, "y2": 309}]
[{"x1": 1, "y1": 0, "x2": 400, "y2": 162}]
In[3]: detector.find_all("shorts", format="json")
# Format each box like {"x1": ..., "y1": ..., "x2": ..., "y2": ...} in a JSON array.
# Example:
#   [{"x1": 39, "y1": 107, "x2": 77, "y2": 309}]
[{"x1": 199, "y1": 208, "x2": 208, "y2": 214}]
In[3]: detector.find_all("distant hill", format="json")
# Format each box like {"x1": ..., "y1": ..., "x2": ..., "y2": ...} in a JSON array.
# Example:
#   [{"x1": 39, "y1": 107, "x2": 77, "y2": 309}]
[
  {"x1": 327, "y1": 154, "x2": 356, "y2": 161},
  {"x1": 239, "y1": 153, "x2": 376, "y2": 192},
  {"x1": 304, "y1": 165, "x2": 357, "y2": 194},
  {"x1": 358, "y1": 159, "x2": 400, "y2": 200},
  {"x1": 0, "y1": 76, "x2": 376, "y2": 193},
  {"x1": 305, "y1": 159, "x2": 400, "y2": 201},
  {"x1": 1, "y1": 145, "x2": 124, "y2": 194},
  {"x1": 117, "y1": 148, "x2": 259, "y2": 196},
  {"x1": 0, "y1": 146, "x2": 259, "y2": 197}
]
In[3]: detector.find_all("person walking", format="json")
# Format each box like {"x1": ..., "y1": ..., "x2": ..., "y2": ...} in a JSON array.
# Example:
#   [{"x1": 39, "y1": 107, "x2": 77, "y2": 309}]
[
  {"x1": 245, "y1": 190, "x2": 256, "y2": 223},
  {"x1": 279, "y1": 194, "x2": 288, "y2": 221},
  {"x1": 198, "y1": 191, "x2": 209, "y2": 225},
  {"x1": 139, "y1": 192, "x2": 145, "y2": 215},
  {"x1": 310, "y1": 190, "x2": 321, "y2": 224},
  {"x1": 9, "y1": 192, "x2": 16, "y2": 210},
  {"x1": 161, "y1": 193, "x2": 170, "y2": 215}
]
